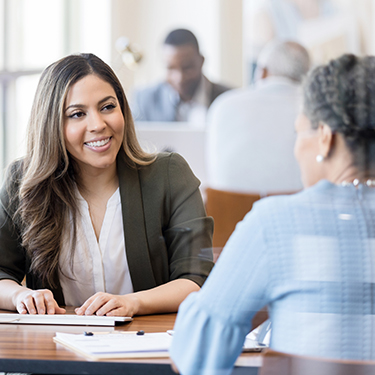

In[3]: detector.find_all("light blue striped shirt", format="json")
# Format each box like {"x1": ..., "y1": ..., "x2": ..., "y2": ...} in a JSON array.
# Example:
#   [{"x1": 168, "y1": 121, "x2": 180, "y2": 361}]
[{"x1": 170, "y1": 180, "x2": 375, "y2": 374}]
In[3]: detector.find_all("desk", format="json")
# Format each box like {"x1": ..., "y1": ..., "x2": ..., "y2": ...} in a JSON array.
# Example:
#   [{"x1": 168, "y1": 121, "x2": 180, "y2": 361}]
[{"x1": 0, "y1": 309, "x2": 262, "y2": 374}]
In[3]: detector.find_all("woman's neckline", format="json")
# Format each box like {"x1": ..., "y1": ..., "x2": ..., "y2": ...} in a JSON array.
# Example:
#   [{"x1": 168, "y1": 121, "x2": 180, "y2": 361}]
[{"x1": 340, "y1": 179, "x2": 375, "y2": 188}]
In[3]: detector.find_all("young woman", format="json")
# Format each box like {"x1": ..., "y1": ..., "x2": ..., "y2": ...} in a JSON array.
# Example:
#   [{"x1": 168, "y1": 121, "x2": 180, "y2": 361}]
[
  {"x1": 0, "y1": 53, "x2": 213, "y2": 317},
  {"x1": 171, "y1": 54, "x2": 375, "y2": 373}
]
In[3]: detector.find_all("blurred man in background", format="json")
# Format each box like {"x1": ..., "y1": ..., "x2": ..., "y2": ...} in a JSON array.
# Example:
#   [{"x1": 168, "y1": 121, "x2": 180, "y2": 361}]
[
  {"x1": 132, "y1": 28, "x2": 230, "y2": 124},
  {"x1": 206, "y1": 40, "x2": 311, "y2": 195},
  {"x1": 244, "y1": 0, "x2": 335, "y2": 83}
]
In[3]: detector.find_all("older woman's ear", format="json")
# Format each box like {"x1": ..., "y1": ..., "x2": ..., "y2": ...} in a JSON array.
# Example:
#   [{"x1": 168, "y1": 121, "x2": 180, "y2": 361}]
[{"x1": 317, "y1": 122, "x2": 333, "y2": 159}]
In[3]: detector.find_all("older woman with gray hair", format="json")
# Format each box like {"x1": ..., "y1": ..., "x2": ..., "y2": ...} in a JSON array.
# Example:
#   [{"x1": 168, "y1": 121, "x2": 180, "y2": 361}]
[{"x1": 170, "y1": 53, "x2": 375, "y2": 374}]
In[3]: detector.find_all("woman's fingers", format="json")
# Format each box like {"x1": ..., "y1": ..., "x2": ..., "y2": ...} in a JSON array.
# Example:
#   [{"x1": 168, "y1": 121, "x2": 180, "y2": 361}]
[
  {"x1": 76, "y1": 293, "x2": 138, "y2": 317},
  {"x1": 15, "y1": 289, "x2": 65, "y2": 315},
  {"x1": 20, "y1": 293, "x2": 39, "y2": 314},
  {"x1": 75, "y1": 292, "x2": 107, "y2": 315},
  {"x1": 104, "y1": 305, "x2": 130, "y2": 317},
  {"x1": 54, "y1": 305, "x2": 66, "y2": 314},
  {"x1": 42, "y1": 292, "x2": 66, "y2": 314},
  {"x1": 16, "y1": 301, "x2": 28, "y2": 314},
  {"x1": 33, "y1": 291, "x2": 49, "y2": 314}
]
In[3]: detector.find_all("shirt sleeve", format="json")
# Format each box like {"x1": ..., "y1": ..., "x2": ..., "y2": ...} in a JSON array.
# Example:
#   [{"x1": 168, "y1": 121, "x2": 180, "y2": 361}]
[
  {"x1": 163, "y1": 153, "x2": 214, "y2": 287},
  {"x1": 169, "y1": 204, "x2": 271, "y2": 374}
]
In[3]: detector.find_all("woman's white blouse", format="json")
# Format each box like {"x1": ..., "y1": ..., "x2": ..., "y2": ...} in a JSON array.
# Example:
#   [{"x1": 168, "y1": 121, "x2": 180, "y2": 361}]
[{"x1": 59, "y1": 187, "x2": 133, "y2": 307}]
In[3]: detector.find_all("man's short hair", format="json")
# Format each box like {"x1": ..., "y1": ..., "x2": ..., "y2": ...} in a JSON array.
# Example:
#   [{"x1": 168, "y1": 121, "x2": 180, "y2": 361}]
[
  {"x1": 164, "y1": 29, "x2": 200, "y2": 53},
  {"x1": 257, "y1": 40, "x2": 311, "y2": 82}
]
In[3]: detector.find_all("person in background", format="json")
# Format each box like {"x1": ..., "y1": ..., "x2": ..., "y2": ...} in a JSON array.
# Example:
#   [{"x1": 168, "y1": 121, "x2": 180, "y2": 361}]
[
  {"x1": 0, "y1": 53, "x2": 213, "y2": 317},
  {"x1": 132, "y1": 28, "x2": 230, "y2": 124},
  {"x1": 245, "y1": 0, "x2": 335, "y2": 83},
  {"x1": 170, "y1": 53, "x2": 375, "y2": 373},
  {"x1": 206, "y1": 40, "x2": 310, "y2": 195}
]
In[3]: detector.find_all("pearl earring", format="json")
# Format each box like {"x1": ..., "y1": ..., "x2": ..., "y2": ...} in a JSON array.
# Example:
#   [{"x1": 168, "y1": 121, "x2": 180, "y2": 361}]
[{"x1": 316, "y1": 155, "x2": 324, "y2": 163}]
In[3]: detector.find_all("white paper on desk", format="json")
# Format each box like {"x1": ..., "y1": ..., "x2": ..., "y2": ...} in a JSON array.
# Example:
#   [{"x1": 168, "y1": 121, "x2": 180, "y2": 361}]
[
  {"x1": 0, "y1": 313, "x2": 132, "y2": 326},
  {"x1": 54, "y1": 332, "x2": 172, "y2": 359}
]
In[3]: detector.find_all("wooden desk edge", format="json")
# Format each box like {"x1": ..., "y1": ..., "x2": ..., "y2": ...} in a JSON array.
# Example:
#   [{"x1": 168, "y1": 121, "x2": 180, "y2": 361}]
[{"x1": 0, "y1": 309, "x2": 262, "y2": 374}]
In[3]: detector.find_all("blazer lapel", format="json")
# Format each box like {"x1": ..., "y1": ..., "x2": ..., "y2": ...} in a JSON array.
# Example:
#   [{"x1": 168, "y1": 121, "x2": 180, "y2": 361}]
[{"x1": 117, "y1": 150, "x2": 157, "y2": 292}]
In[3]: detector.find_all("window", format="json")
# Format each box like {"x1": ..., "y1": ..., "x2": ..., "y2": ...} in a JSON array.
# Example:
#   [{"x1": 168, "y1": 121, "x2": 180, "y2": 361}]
[{"x1": 0, "y1": 0, "x2": 111, "y2": 183}]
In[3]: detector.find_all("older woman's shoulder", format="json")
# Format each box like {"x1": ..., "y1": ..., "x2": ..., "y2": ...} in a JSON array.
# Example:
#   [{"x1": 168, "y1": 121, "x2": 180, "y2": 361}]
[{"x1": 252, "y1": 180, "x2": 334, "y2": 215}]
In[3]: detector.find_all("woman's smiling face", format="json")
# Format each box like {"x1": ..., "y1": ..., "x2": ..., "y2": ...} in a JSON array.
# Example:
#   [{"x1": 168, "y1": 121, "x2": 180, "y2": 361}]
[{"x1": 63, "y1": 74, "x2": 125, "y2": 174}]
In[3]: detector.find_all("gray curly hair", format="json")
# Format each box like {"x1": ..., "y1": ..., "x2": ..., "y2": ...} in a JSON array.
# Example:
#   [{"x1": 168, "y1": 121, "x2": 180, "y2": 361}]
[{"x1": 303, "y1": 54, "x2": 375, "y2": 169}]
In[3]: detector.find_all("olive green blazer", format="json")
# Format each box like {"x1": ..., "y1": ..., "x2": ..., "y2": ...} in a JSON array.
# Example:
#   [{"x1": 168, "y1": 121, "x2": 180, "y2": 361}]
[{"x1": 0, "y1": 150, "x2": 214, "y2": 306}]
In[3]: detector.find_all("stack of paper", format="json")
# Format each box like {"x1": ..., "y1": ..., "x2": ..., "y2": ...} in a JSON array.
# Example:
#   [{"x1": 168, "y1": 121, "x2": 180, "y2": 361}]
[
  {"x1": 53, "y1": 331, "x2": 267, "y2": 360},
  {"x1": 54, "y1": 332, "x2": 172, "y2": 360}
]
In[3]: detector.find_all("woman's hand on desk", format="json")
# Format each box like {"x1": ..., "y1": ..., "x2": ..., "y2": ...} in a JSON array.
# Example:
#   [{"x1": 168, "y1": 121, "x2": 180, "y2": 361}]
[
  {"x1": 0, "y1": 280, "x2": 65, "y2": 314},
  {"x1": 14, "y1": 288, "x2": 66, "y2": 315},
  {"x1": 75, "y1": 292, "x2": 140, "y2": 317},
  {"x1": 76, "y1": 280, "x2": 200, "y2": 317}
]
